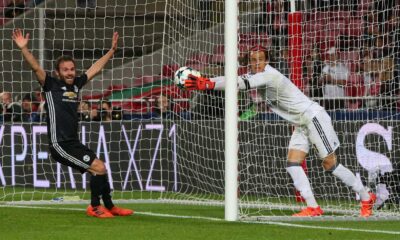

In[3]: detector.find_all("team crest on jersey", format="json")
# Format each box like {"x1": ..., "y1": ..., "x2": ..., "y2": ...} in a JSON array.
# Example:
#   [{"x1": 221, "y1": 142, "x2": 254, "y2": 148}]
[
  {"x1": 61, "y1": 86, "x2": 67, "y2": 91},
  {"x1": 74, "y1": 85, "x2": 79, "y2": 93},
  {"x1": 83, "y1": 155, "x2": 90, "y2": 162}
]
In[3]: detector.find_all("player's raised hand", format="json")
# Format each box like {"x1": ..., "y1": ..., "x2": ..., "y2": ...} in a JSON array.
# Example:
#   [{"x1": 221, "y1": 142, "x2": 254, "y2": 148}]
[
  {"x1": 185, "y1": 74, "x2": 215, "y2": 91},
  {"x1": 12, "y1": 29, "x2": 30, "y2": 49},
  {"x1": 111, "y1": 32, "x2": 119, "y2": 51}
]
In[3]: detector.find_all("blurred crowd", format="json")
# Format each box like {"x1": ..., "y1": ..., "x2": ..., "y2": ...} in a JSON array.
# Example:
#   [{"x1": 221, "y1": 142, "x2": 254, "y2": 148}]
[
  {"x1": 262, "y1": 0, "x2": 400, "y2": 110},
  {"x1": 0, "y1": 89, "x2": 177, "y2": 123},
  {"x1": 2, "y1": 0, "x2": 400, "y2": 123}
]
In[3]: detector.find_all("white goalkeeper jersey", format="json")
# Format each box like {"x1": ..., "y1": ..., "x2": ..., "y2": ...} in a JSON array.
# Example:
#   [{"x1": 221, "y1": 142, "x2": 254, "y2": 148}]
[{"x1": 211, "y1": 64, "x2": 324, "y2": 126}]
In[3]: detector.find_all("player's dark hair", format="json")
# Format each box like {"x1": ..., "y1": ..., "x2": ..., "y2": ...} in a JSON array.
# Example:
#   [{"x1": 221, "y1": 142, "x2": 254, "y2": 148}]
[
  {"x1": 55, "y1": 55, "x2": 76, "y2": 71},
  {"x1": 100, "y1": 100, "x2": 112, "y2": 108},
  {"x1": 243, "y1": 45, "x2": 269, "y2": 65}
]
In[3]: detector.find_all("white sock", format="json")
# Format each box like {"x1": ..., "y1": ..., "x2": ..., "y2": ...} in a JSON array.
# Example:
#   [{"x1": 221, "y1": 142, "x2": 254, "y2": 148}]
[
  {"x1": 332, "y1": 164, "x2": 370, "y2": 201},
  {"x1": 286, "y1": 166, "x2": 319, "y2": 208}
]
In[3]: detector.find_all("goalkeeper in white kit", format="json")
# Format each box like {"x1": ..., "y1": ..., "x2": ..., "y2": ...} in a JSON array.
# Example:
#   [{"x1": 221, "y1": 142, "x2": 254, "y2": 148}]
[{"x1": 183, "y1": 45, "x2": 376, "y2": 217}]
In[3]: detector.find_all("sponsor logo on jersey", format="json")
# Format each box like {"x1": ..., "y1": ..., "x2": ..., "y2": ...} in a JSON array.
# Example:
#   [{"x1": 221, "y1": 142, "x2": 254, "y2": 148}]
[{"x1": 63, "y1": 91, "x2": 77, "y2": 99}]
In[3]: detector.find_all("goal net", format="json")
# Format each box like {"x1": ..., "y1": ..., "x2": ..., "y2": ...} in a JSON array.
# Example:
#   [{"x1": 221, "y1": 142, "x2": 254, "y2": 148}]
[{"x1": 1, "y1": 0, "x2": 400, "y2": 221}]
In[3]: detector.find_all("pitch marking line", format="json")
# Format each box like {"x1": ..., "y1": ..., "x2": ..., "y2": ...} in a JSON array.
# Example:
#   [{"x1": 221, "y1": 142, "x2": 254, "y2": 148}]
[{"x1": 1, "y1": 204, "x2": 399, "y2": 235}]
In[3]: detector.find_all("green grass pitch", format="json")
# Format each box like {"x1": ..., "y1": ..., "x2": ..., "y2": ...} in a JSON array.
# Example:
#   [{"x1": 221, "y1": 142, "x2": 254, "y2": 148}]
[{"x1": 0, "y1": 203, "x2": 399, "y2": 240}]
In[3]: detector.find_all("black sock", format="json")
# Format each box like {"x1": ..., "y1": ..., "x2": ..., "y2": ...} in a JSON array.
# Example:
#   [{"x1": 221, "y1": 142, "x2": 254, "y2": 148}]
[
  {"x1": 100, "y1": 175, "x2": 114, "y2": 210},
  {"x1": 90, "y1": 174, "x2": 102, "y2": 207},
  {"x1": 90, "y1": 174, "x2": 114, "y2": 209}
]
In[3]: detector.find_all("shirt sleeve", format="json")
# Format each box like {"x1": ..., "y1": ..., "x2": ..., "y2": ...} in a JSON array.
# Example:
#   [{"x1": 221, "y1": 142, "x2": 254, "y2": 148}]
[
  {"x1": 74, "y1": 74, "x2": 88, "y2": 89},
  {"x1": 245, "y1": 72, "x2": 271, "y2": 89},
  {"x1": 42, "y1": 74, "x2": 55, "y2": 92},
  {"x1": 211, "y1": 75, "x2": 254, "y2": 90}
]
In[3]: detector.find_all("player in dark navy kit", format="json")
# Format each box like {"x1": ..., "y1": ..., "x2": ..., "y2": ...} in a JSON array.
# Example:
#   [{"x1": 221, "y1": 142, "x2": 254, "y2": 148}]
[{"x1": 13, "y1": 29, "x2": 133, "y2": 218}]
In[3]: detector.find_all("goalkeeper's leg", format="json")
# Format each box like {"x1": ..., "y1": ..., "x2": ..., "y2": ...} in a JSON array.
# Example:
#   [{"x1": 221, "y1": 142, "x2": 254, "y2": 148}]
[
  {"x1": 287, "y1": 149, "x2": 323, "y2": 217},
  {"x1": 309, "y1": 111, "x2": 376, "y2": 217},
  {"x1": 323, "y1": 153, "x2": 376, "y2": 217}
]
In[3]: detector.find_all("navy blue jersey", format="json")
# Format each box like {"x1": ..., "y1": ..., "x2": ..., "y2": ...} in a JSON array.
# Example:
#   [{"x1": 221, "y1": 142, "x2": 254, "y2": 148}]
[{"x1": 42, "y1": 74, "x2": 87, "y2": 144}]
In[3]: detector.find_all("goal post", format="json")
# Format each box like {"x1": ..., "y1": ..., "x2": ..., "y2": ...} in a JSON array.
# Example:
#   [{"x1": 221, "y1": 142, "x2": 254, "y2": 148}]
[{"x1": 224, "y1": 0, "x2": 239, "y2": 222}]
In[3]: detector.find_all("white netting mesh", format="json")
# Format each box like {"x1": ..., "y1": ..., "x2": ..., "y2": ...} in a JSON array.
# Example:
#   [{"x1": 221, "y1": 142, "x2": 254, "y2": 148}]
[{"x1": 0, "y1": 0, "x2": 399, "y2": 220}]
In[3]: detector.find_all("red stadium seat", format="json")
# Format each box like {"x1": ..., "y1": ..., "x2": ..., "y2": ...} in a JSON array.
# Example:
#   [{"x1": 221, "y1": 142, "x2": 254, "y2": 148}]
[
  {"x1": 213, "y1": 44, "x2": 251, "y2": 56},
  {"x1": 186, "y1": 53, "x2": 211, "y2": 64},
  {"x1": 358, "y1": 0, "x2": 374, "y2": 12},
  {"x1": 214, "y1": 44, "x2": 225, "y2": 54},
  {"x1": 315, "y1": 11, "x2": 329, "y2": 23},
  {"x1": 239, "y1": 32, "x2": 271, "y2": 47},
  {"x1": 343, "y1": 18, "x2": 364, "y2": 36},
  {"x1": 185, "y1": 53, "x2": 211, "y2": 71},
  {"x1": 339, "y1": 51, "x2": 361, "y2": 73},
  {"x1": 346, "y1": 61, "x2": 360, "y2": 73},
  {"x1": 0, "y1": 18, "x2": 5, "y2": 26},
  {"x1": 133, "y1": 75, "x2": 161, "y2": 86},
  {"x1": 303, "y1": 20, "x2": 325, "y2": 33},
  {"x1": 339, "y1": 51, "x2": 360, "y2": 62},
  {"x1": 162, "y1": 64, "x2": 179, "y2": 78},
  {"x1": 346, "y1": 73, "x2": 365, "y2": 109},
  {"x1": 185, "y1": 63, "x2": 207, "y2": 72},
  {"x1": 210, "y1": 54, "x2": 224, "y2": 65},
  {"x1": 329, "y1": 11, "x2": 351, "y2": 21},
  {"x1": 346, "y1": 73, "x2": 365, "y2": 97},
  {"x1": 238, "y1": 66, "x2": 248, "y2": 76}
]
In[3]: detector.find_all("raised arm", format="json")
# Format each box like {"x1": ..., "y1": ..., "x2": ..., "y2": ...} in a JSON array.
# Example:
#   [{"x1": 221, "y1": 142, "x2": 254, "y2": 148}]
[
  {"x1": 85, "y1": 32, "x2": 119, "y2": 81},
  {"x1": 12, "y1": 29, "x2": 46, "y2": 86}
]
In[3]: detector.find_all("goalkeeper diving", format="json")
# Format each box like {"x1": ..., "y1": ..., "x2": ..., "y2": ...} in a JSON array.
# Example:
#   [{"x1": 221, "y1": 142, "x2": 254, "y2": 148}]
[{"x1": 181, "y1": 45, "x2": 376, "y2": 217}]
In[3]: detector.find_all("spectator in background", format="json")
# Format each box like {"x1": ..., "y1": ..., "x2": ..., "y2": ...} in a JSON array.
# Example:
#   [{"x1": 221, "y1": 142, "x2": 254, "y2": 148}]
[
  {"x1": 371, "y1": 33, "x2": 396, "y2": 109},
  {"x1": 99, "y1": 100, "x2": 113, "y2": 122},
  {"x1": 387, "y1": 12, "x2": 400, "y2": 82},
  {"x1": 21, "y1": 93, "x2": 40, "y2": 122},
  {"x1": 151, "y1": 94, "x2": 173, "y2": 119},
  {"x1": 360, "y1": 50, "x2": 380, "y2": 108},
  {"x1": 307, "y1": 46, "x2": 324, "y2": 99},
  {"x1": 1, "y1": 91, "x2": 22, "y2": 122},
  {"x1": 78, "y1": 101, "x2": 98, "y2": 121},
  {"x1": 267, "y1": 0, "x2": 288, "y2": 37},
  {"x1": 275, "y1": 46, "x2": 290, "y2": 77},
  {"x1": 319, "y1": 47, "x2": 349, "y2": 110},
  {"x1": 265, "y1": 0, "x2": 288, "y2": 49}
]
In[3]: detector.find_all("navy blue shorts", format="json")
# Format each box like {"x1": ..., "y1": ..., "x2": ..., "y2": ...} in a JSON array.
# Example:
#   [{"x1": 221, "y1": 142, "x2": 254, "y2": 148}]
[{"x1": 49, "y1": 140, "x2": 97, "y2": 174}]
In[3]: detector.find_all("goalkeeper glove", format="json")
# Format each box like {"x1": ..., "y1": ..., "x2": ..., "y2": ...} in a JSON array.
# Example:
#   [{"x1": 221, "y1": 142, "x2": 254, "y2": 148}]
[{"x1": 184, "y1": 74, "x2": 215, "y2": 91}]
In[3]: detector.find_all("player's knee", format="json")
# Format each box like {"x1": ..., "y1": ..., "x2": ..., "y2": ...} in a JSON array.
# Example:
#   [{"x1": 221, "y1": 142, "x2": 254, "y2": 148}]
[
  {"x1": 90, "y1": 159, "x2": 107, "y2": 175},
  {"x1": 287, "y1": 149, "x2": 307, "y2": 163},
  {"x1": 322, "y1": 153, "x2": 337, "y2": 171}
]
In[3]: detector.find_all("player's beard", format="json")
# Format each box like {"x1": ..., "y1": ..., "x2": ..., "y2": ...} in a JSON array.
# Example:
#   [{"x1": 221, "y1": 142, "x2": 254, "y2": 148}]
[{"x1": 59, "y1": 74, "x2": 75, "y2": 85}]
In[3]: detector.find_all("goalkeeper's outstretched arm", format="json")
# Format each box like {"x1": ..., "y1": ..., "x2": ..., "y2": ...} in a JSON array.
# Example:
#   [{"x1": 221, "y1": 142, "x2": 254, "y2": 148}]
[
  {"x1": 12, "y1": 29, "x2": 46, "y2": 86},
  {"x1": 186, "y1": 74, "x2": 259, "y2": 91}
]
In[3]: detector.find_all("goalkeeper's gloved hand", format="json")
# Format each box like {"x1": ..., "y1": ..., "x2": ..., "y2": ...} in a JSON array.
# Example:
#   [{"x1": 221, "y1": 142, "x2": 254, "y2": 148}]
[{"x1": 184, "y1": 74, "x2": 215, "y2": 91}]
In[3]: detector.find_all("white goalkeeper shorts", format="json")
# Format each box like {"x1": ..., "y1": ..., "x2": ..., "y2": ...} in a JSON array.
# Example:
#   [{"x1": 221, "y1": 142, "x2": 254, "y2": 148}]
[{"x1": 288, "y1": 110, "x2": 340, "y2": 159}]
